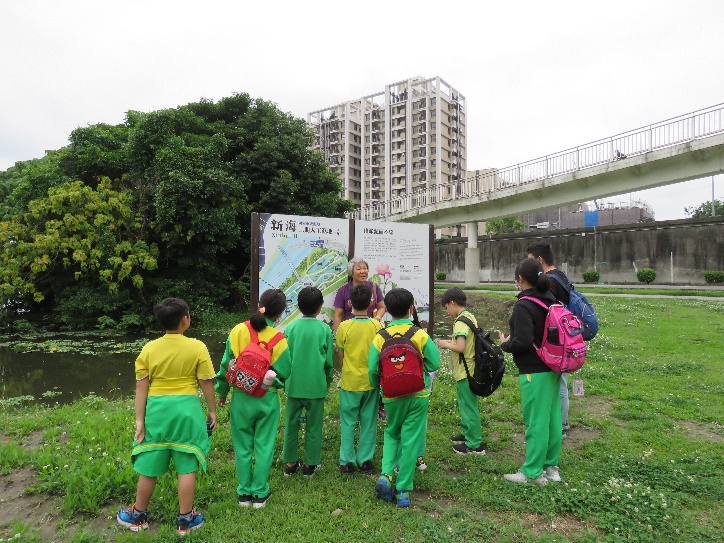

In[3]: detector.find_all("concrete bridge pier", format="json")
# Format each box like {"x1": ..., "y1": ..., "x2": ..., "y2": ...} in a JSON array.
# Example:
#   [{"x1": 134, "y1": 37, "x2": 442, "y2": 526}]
[{"x1": 464, "y1": 222, "x2": 479, "y2": 286}]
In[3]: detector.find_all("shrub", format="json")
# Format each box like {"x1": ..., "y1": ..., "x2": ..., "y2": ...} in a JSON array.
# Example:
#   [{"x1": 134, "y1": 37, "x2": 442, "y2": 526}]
[
  {"x1": 703, "y1": 270, "x2": 724, "y2": 283},
  {"x1": 582, "y1": 270, "x2": 600, "y2": 283},
  {"x1": 436, "y1": 272, "x2": 447, "y2": 281},
  {"x1": 636, "y1": 268, "x2": 656, "y2": 284}
]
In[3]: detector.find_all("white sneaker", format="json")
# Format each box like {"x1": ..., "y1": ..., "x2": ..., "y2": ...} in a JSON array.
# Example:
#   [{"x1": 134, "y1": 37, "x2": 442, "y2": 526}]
[
  {"x1": 544, "y1": 466, "x2": 561, "y2": 482},
  {"x1": 504, "y1": 470, "x2": 548, "y2": 486}
]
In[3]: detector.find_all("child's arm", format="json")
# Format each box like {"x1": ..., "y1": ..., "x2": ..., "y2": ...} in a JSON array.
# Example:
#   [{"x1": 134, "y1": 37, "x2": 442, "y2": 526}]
[
  {"x1": 134, "y1": 377, "x2": 149, "y2": 444},
  {"x1": 421, "y1": 335, "x2": 441, "y2": 373},
  {"x1": 199, "y1": 378, "x2": 217, "y2": 431},
  {"x1": 214, "y1": 336, "x2": 234, "y2": 406},
  {"x1": 435, "y1": 336, "x2": 466, "y2": 353},
  {"x1": 324, "y1": 328, "x2": 334, "y2": 388}
]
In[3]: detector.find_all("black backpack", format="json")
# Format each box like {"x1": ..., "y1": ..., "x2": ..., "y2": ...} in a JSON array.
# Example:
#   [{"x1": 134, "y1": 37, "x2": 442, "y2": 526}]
[{"x1": 456, "y1": 315, "x2": 506, "y2": 397}]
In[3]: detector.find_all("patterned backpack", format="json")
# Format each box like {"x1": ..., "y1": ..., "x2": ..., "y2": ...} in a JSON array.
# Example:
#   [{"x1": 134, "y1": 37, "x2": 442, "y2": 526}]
[
  {"x1": 377, "y1": 327, "x2": 426, "y2": 398},
  {"x1": 520, "y1": 297, "x2": 587, "y2": 373},
  {"x1": 226, "y1": 321, "x2": 284, "y2": 397}
]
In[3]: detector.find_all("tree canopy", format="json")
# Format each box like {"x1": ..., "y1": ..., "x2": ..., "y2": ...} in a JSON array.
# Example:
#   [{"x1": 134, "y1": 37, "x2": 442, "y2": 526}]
[
  {"x1": 485, "y1": 217, "x2": 527, "y2": 235},
  {"x1": 684, "y1": 199, "x2": 723, "y2": 219},
  {"x1": 0, "y1": 93, "x2": 352, "y2": 327}
]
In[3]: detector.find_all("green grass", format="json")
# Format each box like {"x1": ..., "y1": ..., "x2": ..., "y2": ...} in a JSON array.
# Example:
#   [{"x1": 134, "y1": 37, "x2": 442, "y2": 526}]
[
  {"x1": 1, "y1": 295, "x2": 723, "y2": 542},
  {"x1": 435, "y1": 283, "x2": 724, "y2": 297}
]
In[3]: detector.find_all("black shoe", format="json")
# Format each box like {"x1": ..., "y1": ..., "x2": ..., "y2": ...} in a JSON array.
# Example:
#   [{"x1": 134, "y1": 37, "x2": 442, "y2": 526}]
[
  {"x1": 358, "y1": 460, "x2": 374, "y2": 474},
  {"x1": 284, "y1": 460, "x2": 301, "y2": 476},
  {"x1": 238, "y1": 494, "x2": 252, "y2": 507},
  {"x1": 252, "y1": 491, "x2": 272, "y2": 509},
  {"x1": 452, "y1": 442, "x2": 486, "y2": 455},
  {"x1": 302, "y1": 464, "x2": 319, "y2": 477},
  {"x1": 450, "y1": 434, "x2": 465, "y2": 443},
  {"x1": 339, "y1": 462, "x2": 355, "y2": 476}
]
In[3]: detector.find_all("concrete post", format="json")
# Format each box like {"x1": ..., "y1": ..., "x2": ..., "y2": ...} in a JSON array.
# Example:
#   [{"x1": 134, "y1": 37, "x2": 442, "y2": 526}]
[{"x1": 464, "y1": 222, "x2": 479, "y2": 286}]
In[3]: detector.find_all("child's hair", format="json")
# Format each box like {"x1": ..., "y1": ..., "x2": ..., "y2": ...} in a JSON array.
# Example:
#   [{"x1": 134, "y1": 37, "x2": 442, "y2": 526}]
[
  {"x1": 515, "y1": 258, "x2": 551, "y2": 293},
  {"x1": 346, "y1": 257, "x2": 369, "y2": 279},
  {"x1": 526, "y1": 241, "x2": 555, "y2": 266},
  {"x1": 297, "y1": 286, "x2": 323, "y2": 316},
  {"x1": 440, "y1": 287, "x2": 466, "y2": 307},
  {"x1": 153, "y1": 298, "x2": 190, "y2": 330},
  {"x1": 411, "y1": 306, "x2": 422, "y2": 328},
  {"x1": 384, "y1": 288, "x2": 414, "y2": 319},
  {"x1": 349, "y1": 283, "x2": 372, "y2": 311},
  {"x1": 250, "y1": 289, "x2": 287, "y2": 331}
]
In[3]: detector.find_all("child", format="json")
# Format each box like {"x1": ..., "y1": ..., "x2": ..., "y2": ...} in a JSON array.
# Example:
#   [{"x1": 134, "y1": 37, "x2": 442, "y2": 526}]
[
  {"x1": 436, "y1": 287, "x2": 487, "y2": 455},
  {"x1": 215, "y1": 289, "x2": 292, "y2": 508},
  {"x1": 281, "y1": 286, "x2": 334, "y2": 477},
  {"x1": 369, "y1": 288, "x2": 440, "y2": 508},
  {"x1": 335, "y1": 283, "x2": 383, "y2": 475},
  {"x1": 117, "y1": 298, "x2": 216, "y2": 535}
]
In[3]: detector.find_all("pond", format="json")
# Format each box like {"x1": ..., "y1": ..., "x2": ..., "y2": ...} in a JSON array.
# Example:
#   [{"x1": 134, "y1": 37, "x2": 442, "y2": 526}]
[{"x1": 0, "y1": 331, "x2": 229, "y2": 406}]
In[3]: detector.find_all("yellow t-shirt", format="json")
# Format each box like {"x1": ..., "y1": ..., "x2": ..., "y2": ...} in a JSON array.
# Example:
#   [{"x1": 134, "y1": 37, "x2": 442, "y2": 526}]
[
  {"x1": 336, "y1": 317, "x2": 383, "y2": 391},
  {"x1": 451, "y1": 310, "x2": 477, "y2": 382},
  {"x1": 135, "y1": 334, "x2": 215, "y2": 396}
]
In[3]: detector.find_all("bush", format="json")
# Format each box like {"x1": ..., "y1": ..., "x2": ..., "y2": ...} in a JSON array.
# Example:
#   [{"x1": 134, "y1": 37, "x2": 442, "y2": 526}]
[
  {"x1": 703, "y1": 270, "x2": 724, "y2": 283},
  {"x1": 582, "y1": 270, "x2": 600, "y2": 283},
  {"x1": 636, "y1": 268, "x2": 656, "y2": 284},
  {"x1": 436, "y1": 272, "x2": 447, "y2": 281}
]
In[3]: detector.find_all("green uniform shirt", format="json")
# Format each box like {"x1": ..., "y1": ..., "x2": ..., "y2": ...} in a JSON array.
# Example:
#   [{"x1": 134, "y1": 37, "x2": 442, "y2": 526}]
[{"x1": 284, "y1": 317, "x2": 334, "y2": 399}]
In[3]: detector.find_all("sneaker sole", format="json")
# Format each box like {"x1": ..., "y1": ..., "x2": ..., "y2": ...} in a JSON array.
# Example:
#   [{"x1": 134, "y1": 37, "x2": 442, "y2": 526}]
[
  {"x1": 177, "y1": 523, "x2": 203, "y2": 535},
  {"x1": 452, "y1": 447, "x2": 468, "y2": 455},
  {"x1": 116, "y1": 517, "x2": 148, "y2": 531},
  {"x1": 470, "y1": 449, "x2": 486, "y2": 455}
]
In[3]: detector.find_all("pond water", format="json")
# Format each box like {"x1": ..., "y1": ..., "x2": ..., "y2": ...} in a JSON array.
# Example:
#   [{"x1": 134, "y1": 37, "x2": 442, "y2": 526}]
[{"x1": 0, "y1": 331, "x2": 229, "y2": 406}]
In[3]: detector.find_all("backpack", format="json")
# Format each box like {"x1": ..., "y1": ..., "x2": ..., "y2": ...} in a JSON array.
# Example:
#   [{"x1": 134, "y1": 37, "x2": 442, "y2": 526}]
[
  {"x1": 456, "y1": 315, "x2": 506, "y2": 397},
  {"x1": 226, "y1": 321, "x2": 284, "y2": 397},
  {"x1": 548, "y1": 273, "x2": 598, "y2": 341},
  {"x1": 377, "y1": 326, "x2": 426, "y2": 398},
  {"x1": 520, "y1": 296, "x2": 587, "y2": 373}
]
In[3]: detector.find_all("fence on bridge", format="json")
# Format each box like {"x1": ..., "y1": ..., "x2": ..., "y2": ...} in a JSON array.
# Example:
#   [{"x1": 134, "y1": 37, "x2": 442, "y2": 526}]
[{"x1": 350, "y1": 103, "x2": 724, "y2": 221}]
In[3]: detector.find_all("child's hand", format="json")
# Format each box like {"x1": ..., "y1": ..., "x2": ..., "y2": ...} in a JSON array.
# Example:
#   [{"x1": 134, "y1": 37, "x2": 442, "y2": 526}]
[
  {"x1": 207, "y1": 412, "x2": 217, "y2": 431},
  {"x1": 217, "y1": 397, "x2": 227, "y2": 407},
  {"x1": 498, "y1": 331, "x2": 509, "y2": 343},
  {"x1": 135, "y1": 420, "x2": 145, "y2": 444}
]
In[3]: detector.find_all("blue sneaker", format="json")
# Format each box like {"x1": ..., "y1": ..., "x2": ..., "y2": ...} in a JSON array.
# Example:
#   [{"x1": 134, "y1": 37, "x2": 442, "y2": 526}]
[
  {"x1": 176, "y1": 510, "x2": 204, "y2": 535},
  {"x1": 375, "y1": 474, "x2": 395, "y2": 502},
  {"x1": 396, "y1": 491, "x2": 411, "y2": 508},
  {"x1": 116, "y1": 504, "x2": 148, "y2": 531}
]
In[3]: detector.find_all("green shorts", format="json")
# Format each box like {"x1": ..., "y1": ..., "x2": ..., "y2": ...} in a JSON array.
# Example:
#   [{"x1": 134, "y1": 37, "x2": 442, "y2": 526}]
[{"x1": 133, "y1": 448, "x2": 199, "y2": 477}]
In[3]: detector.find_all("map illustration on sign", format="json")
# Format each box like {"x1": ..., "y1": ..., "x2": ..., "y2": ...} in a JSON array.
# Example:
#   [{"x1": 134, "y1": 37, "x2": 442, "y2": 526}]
[{"x1": 257, "y1": 214, "x2": 350, "y2": 330}]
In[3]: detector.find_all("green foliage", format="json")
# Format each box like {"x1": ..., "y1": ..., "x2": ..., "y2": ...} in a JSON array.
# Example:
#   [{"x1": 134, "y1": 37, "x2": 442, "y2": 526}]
[
  {"x1": 703, "y1": 270, "x2": 724, "y2": 283},
  {"x1": 581, "y1": 269, "x2": 600, "y2": 283},
  {"x1": 684, "y1": 199, "x2": 724, "y2": 218},
  {"x1": 0, "y1": 93, "x2": 352, "y2": 327},
  {"x1": 436, "y1": 271, "x2": 447, "y2": 280},
  {"x1": 636, "y1": 268, "x2": 657, "y2": 284},
  {"x1": 485, "y1": 217, "x2": 526, "y2": 235}
]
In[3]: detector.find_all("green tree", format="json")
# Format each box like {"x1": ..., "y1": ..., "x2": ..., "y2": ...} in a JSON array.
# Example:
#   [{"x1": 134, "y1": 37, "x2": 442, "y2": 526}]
[
  {"x1": 684, "y1": 199, "x2": 724, "y2": 218},
  {"x1": 0, "y1": 179, "x2": 157, "y2": 325},
  {"x1": 485, "y1": 217, "x2": 527, "y2": 235}
]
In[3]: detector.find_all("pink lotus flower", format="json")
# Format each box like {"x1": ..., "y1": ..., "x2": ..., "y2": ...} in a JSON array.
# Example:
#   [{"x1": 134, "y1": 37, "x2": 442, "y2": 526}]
[{"x1": 376, "y1": 263, "x2": 392, "y2": 278}]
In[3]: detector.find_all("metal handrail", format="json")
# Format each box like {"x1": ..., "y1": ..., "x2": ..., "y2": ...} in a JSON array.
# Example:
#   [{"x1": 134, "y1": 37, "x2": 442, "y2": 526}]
[{"x1": 348, "y1": 103, "x2": 724, "y2": 221}]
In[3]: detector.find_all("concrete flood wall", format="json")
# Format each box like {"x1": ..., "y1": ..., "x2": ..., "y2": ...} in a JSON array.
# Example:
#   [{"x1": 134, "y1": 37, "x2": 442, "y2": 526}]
[{"x1": 434, "y1": 217, "x2": 724, "y2": 284}]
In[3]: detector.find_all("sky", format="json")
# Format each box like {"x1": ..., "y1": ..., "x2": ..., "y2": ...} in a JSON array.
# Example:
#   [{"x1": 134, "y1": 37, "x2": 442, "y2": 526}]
[{"x1": 1, "y1": 0, "x2": 722, "y2": 220}]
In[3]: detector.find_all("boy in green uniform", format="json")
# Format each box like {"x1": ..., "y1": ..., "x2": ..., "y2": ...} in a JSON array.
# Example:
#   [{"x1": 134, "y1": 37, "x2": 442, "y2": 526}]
[
  {"x1": 282, "y1": 286, "x2": 334, "y2": 476},
  {"x1": 117, "y1": 298, "x2": 216, "y2": 535},
  {"x1": 369, "y1": 288, "x2": 440, "y2": 508},
  {"x1": 436, "y1": 287, "x2": 487, "y2": 455},
  {"x1": 336, "y1": 283, "x2": 383, "y2": 475}
]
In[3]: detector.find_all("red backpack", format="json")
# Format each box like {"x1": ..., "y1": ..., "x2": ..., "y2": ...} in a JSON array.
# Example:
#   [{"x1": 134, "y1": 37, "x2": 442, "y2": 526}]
[
  {"x1": 520, "y1": 297, "x2": 587, "y2": 373},
  {"x1": 226, "y1": 321, "x2": 284, "y2": 397},
  {"x1": 378, "y1": 326, "x2": 426, "y2": 398}
]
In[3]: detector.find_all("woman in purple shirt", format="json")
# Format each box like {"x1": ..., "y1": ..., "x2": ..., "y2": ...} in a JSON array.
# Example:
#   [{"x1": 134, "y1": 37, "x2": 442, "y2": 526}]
[{"x1": 332, "y1": 257, "x2": 386, "y2": 333}]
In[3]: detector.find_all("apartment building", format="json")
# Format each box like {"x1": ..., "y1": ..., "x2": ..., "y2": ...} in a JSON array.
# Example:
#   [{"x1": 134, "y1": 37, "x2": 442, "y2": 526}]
[{"x1": 307, "y1": 76, "x2": 466, "y2": 208}]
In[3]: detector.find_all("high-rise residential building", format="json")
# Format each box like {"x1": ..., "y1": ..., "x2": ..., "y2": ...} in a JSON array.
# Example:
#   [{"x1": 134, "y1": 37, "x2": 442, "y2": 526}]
[{"x1": 307, "y1": 76, "x2": 466, "y2": 208}]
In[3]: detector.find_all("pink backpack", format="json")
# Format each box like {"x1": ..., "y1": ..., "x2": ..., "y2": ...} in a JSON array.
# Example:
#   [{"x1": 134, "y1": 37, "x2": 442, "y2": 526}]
[{"x1": 520, "y1": 296, "x2": 587, "y2": 373}]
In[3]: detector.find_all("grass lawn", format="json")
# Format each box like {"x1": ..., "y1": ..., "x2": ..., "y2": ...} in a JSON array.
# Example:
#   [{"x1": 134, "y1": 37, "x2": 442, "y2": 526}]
[{"x1": 1, "y1": 294, "x2": 722, "y2": 542}]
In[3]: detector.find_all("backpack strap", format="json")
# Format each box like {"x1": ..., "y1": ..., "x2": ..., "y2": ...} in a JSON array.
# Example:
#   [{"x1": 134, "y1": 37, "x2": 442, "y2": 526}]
[
  {"x1": 244, "y1": 321, "x2": 259, "y2": 344},
  {"x1": 402, "y1": 326, "x2": 420, "y2": 340},
  {"x1": 548, "y1": 272, "x2": 573, "y2": 292},
  {"x1": 378, "y1": 329, "x2": 392, "y2": 341},
  {"x1": 244, "y1": 321, "x2": 283, "y2": 352},
  {"x1": 519, "y1": 296, "x2": 550, "y2": 311},
  {"x1": 456, "y1": 315, "x2": 475, "y2": 332}
]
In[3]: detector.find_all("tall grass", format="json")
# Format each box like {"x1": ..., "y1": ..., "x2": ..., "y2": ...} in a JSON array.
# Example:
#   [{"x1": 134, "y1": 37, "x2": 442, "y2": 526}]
[{"x1": 1, "y1": 296, "x2": 722, "y2": 542}]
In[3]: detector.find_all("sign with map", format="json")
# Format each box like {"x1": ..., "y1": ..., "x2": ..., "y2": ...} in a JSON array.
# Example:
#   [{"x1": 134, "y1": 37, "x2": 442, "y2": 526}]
[{"x1": 252, "y1": 213, "x2": 434, "y2": 334}]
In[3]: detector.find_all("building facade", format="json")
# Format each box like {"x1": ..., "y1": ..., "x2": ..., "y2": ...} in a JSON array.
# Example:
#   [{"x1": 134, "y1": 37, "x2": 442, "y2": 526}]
[{"x1": 307, "y1": 76, "x2": 466, "y2": 208}]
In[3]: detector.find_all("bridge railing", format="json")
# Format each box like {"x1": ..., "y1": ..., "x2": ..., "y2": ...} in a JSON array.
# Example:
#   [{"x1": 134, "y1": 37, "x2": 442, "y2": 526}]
[{"x1": 349, "y1": 102, "x2": 724, "y2": 221}]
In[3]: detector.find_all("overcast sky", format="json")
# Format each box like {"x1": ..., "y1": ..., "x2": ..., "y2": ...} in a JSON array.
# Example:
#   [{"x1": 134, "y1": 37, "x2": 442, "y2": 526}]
[{"x1": 1, "y1": 0, "x2": 722, "y2": 220}]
